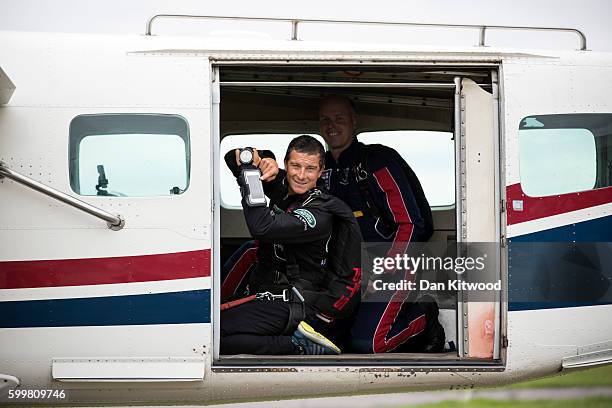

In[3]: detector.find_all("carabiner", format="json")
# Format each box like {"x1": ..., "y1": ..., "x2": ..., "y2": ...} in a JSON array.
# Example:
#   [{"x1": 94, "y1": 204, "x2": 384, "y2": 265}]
[{"x1": 355, "y1": 164, "x2": 368, "y2": 182}]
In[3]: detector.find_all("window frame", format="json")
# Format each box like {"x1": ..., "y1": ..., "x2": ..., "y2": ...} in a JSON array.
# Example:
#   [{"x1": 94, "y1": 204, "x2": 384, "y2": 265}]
[
  {"x1": 69, "y1": 113, "x2": 191, "y2": 197},
  {"x1": 517, "y1": 113, "x2": 611, "y2": 198}
]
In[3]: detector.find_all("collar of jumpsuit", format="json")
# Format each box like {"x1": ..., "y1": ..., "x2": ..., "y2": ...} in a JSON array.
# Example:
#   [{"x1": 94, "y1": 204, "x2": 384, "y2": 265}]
[{"x1": 326, "y1": 138, "x2": 361, "y2": 168}]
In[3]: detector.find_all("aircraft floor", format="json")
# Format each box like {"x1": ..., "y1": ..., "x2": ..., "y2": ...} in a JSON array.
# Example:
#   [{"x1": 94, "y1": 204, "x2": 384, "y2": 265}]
[{"x1": 220, "y1": 351, "x2": 463, "y2": 361}]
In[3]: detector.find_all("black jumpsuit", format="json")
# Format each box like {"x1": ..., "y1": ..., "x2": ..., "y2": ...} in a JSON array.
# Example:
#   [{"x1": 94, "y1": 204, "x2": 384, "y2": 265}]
[{"x1": 220, "y1": 155, "x2": 361, "y2": 355}]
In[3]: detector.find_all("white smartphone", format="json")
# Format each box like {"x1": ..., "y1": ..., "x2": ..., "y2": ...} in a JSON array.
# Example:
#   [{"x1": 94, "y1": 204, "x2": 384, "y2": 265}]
[{"x1": 242, "y1": 169, "x2": 266, "y2": 206}]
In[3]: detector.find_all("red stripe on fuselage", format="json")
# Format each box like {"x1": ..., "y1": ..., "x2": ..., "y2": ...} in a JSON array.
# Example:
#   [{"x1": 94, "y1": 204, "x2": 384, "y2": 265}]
[
  {"x1": 0, "y1": 249, "x2": 211, "y2": 289},
  {"x1": 506, "y1": 184, "x2": 612, "y2": 225}
]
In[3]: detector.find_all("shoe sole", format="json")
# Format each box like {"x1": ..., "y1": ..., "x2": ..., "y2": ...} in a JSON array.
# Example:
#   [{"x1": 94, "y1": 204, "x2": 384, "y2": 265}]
[{"x1": 297, "y1": 321, "x2": 341, "y2": 355}]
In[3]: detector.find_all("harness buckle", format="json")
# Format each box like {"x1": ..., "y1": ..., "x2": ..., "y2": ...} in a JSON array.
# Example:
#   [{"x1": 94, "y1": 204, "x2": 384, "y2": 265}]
[
  {"x1": 355, "y1": 163, "x2": 368, "y2": 182},
  {"x1": 282, "y1": 288, "x2": 291, "y2": 302},
  {"x1": 374, "y1": 217, "x2": 396, "y2": 240},
  {"x1": 256, "y1": 290, "x2": 290, "y2": 301},
  {"x1": 255, "y1": 291, "x2": 273, "y2": 301}
]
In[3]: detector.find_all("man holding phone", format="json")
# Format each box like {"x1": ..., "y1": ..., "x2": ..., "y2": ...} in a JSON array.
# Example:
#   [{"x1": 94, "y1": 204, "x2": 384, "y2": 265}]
[{"x1": 221, "y1": 135, "x2": 362, "y2": 355}]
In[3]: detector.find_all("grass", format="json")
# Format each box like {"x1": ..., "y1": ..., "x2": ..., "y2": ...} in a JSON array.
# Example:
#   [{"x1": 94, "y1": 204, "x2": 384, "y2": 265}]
[
  {"x1": 507, "y1": 365, "x2": 612, "y2": 389},
  {"x1": 400, "y1": 366, "x2": 612, "y2": 408},
  {"x1": 408, "y1": 397, "x2": 612, "y2": 408}
]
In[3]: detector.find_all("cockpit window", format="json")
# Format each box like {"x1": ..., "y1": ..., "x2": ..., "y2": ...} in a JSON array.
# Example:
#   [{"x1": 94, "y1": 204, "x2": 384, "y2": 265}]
[{"x1": 69, "y1": 114, "x2": 190, "y2": 197}]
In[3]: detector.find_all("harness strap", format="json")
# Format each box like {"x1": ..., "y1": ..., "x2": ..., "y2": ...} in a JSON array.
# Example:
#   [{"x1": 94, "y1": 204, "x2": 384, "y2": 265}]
[
  {"x1": 220, "y1": 289, "x2": 291, "y2": 311},
  {"x1": 353, "y1": 147, "x2": 387, "y2": 222},
  {"x1": 283, "y1": 299, "x2": 306, "y2": 335},
  {"x1": 220, "y1": 294, "x2": 257, "y2": 311}
]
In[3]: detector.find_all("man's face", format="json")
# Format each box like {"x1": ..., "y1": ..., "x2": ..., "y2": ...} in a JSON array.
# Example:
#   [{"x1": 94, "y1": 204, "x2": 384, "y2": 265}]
[
  {"x1": 319, "y1": 96, "x2": 357, "y2": 153},
  {"x1": 284, "y1": 150, "x2": 323, "y2": 195}
]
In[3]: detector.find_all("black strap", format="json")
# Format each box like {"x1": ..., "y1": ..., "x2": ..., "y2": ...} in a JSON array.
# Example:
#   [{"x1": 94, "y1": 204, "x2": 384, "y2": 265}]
[
  {"x1": 283, "y1": 299, "x2": 306, "y2": 335},
  {"x1": 353, "y1": 147, "x2": 389, "y2": 223},
  {"x1": 284, "y1": 252, "x2": 300, "y2": 283}
]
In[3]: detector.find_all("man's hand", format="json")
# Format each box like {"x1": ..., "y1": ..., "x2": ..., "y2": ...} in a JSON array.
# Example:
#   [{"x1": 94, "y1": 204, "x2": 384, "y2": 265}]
[
  {"x1": 233, "y1": 149, "x2": 242, "y2": 166},
  {"x1": 234, "y1": 148, "x2": 279, "y2": 182},
  {"x1": 258, "y1": 157, "x2": 279, "y2": 182}
]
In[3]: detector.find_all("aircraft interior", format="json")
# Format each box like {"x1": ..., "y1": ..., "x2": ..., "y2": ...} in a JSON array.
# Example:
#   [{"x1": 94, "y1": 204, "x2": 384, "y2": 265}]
[{"x1": 217, "y1": 64, "x2": 496, "y2": 363}]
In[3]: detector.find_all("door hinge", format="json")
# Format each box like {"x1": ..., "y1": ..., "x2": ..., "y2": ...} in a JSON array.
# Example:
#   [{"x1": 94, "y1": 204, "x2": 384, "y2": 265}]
[
  {"x1": 500, "y1": 199, "x2": 506, "y2": 213},
  {"x1": 502, "y1": 335, "x2": 509, "y2": 348}
]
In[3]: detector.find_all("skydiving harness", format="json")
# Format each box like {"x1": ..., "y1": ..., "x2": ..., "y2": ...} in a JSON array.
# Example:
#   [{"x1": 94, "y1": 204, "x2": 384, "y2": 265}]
[
  {"x1": 220, "y1": 287, "x2": 303, "y2": 310},
  {"x1": 352, "y1": 150, "x2": 398, "y2": 240},
  {"x1": 220, "y1": 190, "x2": 321, "y2": 315},
  {"x1": 350, "y1": 145, "x2": 434, "y2": 242},
  {"x1": 220, "y1": 190, "x2": 321, "y2": 330}
]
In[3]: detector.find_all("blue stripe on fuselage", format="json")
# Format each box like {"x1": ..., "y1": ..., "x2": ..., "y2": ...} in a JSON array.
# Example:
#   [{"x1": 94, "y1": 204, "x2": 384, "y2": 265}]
[
  {"x1": 509, "y1": 215, "x2": 612, "y2": 311},
  {"x1": 0, "y1": 289, "x2": 211, "y2": 328}
]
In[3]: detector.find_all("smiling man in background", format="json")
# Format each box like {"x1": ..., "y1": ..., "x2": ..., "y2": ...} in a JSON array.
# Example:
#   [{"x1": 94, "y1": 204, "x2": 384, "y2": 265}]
[{"x1": 318, "y1": 95, "x2": 444, "y2": 354}]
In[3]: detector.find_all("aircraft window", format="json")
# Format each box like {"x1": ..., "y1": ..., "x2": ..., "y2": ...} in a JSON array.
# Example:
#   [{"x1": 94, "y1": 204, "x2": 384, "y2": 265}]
[
  {"x1": 69, "y1": 114, "x2": 190, "y2": 196},
  {"x1": 358, "y1": 131, "x2": 455, "y2": 207},
  {"x1": 518, "y1": 114, "x2": 607, "y2": 197},
  {"x1": 220, "y1": 133, "x2": 324, "y2": 208}
]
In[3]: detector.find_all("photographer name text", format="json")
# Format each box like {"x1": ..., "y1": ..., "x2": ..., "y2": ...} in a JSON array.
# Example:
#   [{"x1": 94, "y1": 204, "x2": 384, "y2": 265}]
[{"x1": 373, "y1": 279, "x2": 502, "y2": 291}]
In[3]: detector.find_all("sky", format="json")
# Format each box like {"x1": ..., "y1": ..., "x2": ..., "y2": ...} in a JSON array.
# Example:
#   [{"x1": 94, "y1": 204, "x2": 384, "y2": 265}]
[{"x1": 1, "y1": 0, "x2": 612, "y2": 51}]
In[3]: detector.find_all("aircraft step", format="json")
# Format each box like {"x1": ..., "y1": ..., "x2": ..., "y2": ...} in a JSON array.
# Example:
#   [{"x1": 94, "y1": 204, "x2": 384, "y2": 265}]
[{"x1": 52, "y1": 357, "x2": 205, "y2": 382}]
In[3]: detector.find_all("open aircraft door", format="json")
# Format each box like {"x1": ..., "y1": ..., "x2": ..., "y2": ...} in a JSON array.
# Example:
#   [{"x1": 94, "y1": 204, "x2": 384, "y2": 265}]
[{"x1": 455, "y1": 76, "x2": 503, "y2": 361}]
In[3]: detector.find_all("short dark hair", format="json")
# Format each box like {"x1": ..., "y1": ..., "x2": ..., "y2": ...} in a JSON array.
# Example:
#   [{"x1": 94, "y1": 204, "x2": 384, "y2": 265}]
[
  {"x1": 284, "y1": 135, "x2": 325, "y2": 169},
  {"x1": 320, "y1": 94, "x2": 358, "y2": 114}
]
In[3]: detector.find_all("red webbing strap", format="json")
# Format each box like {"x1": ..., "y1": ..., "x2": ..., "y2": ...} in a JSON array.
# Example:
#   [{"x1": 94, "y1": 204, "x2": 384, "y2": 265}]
[{"x1": 220, "y1": 294, "x2": 257, "y2": 311}]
